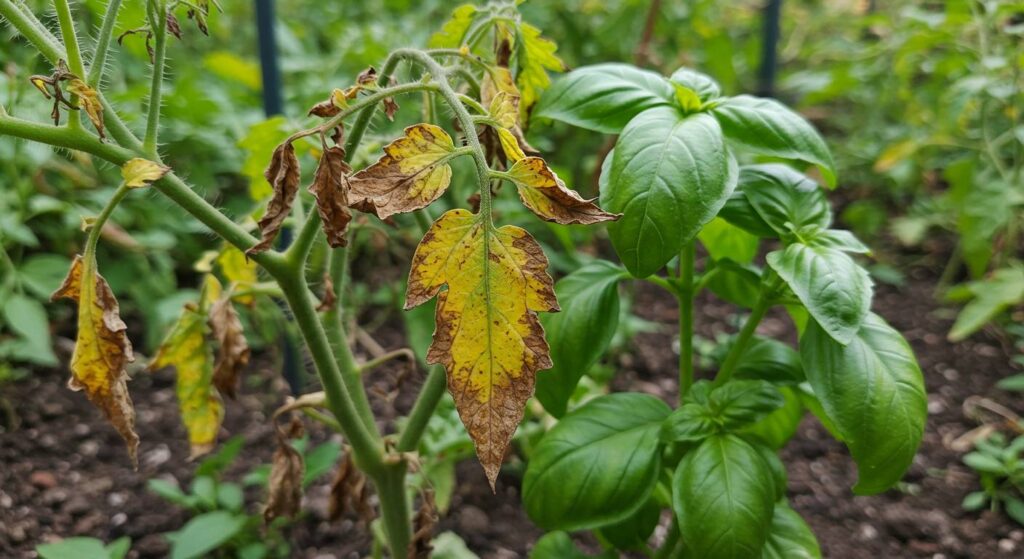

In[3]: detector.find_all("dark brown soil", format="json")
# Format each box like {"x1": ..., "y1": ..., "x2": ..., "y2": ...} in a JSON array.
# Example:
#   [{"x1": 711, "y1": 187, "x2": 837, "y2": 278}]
[{"x1": 1, "y1": 246, "x2": 1022, "y2": 558}]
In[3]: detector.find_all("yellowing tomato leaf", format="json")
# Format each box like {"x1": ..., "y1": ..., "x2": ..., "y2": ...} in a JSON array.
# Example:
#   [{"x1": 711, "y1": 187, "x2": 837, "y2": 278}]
[
  {"x1": 489, "y1": 91, "x2": 520, "y2": 129},
  {"x1": 248, "y1": 142, "x2": 300, "y2": 256},
  {"x1": 51, "y1": 255, "x2": 139, "y2": 466},
  {"x1": 215, "y1": 245, "x2": 257, "y2": 305},
  {"x1": 308, "y1": 145, "x2": 354, "y2": 248},
  {"x1": 208, "y1": 293, "x2": 250, "y2": 400},
  {"x1": 514, "y1": 22, "x2": 566, "y2": 118},
  {"x1": 405, "y1": 209, "x2": 559, "y2": 488},
  {"x1": 121, "y1": 158, "x2": 169, "y2": 188},
  {"x1": 497, "y1": 127, "x2": 526, "y2": 162},
  {"x1": 428, "y1": 4, "x2": 478, "y2": 48},
  {"x1": 66, "y1": 79, "x2": 105, "y2": 139},
  {"x1": 505, "y1": 157, "x2": 620, "y2": 225},
  {"x1": 349, "y1": 124, "x2": 456, "y2": 220},
  {"x1": 150, "y1": 302, "x2": 223, "y2": 458}
]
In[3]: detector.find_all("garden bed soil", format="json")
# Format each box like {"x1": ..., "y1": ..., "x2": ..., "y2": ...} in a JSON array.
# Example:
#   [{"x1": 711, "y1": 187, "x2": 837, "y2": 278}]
[{"x1": 1, "y1": 247, "x2": 1022, "y2": 558}]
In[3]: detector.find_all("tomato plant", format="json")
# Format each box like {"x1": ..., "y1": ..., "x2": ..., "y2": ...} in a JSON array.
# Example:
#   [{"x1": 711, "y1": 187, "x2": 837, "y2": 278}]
[{"x1": 0, "y1": 0, "x2": 930, "y2": 557}]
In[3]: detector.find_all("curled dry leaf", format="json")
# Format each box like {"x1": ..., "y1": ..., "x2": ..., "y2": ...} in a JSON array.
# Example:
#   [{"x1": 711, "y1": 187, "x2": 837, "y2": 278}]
[
  {"x1": 405, "y1": 210, "x2": 558, "y2": 488},
  {"x1": 349, "y1": 124, "x2": 456, "y2": 220},
  {"x1": 307, "y1": 88, "x2": 346, "y2": 117},
  {"x1": 308, "y1": 145, "x2": 354, "y2": 248},
  {"x1": 121, "y1": 158, "x2": 170, "y2": 188},
  {"x1": 51, "y1": 255, "x2": 139, "y2": 466},
  {"x1": 356, "y1": 66, "x2": 378, "y2": 85},
  {"x1": 66, "y1": 79, "x2": 105, "y2": 139},
  {"x1": 506, "y1": 157, "x2": 620, "y2": 225},
  {"x1": 408, "y1": 489, "x2": 438, "y2": 559},
  {"x1": 265, "y1": 417, "x2": 305, "y2": 523},
  {"x1": 328, "y1": 452, "x2": 374, "y2": 524},
  {"x1": 208, "y1": 293, "x2": 250, "y2": 400},
  {"x1": 248, "y1": 142, "x2": 300, "y2": 256},
  {"x1": 150, "y1": 301, "x2": 223, "y2": 458},
  {"x1": 166, "y1": 11, "x2": 182, "y2": 40}
]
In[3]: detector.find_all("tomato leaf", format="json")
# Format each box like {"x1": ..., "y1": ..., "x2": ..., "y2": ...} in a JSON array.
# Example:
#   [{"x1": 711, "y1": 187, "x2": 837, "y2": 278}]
[
  {"x1": 513, "y1": 22, "x2": 566, "y2": 118},
  {"x1": 308, "y1": 145, "x2": 354, "y2": 248},
  {"x1": 121, "y1": 158, "x2": 169, "y2": 188},
  {"x1": 505, "y1": 157, "x2": 620, "y2": 225},
  {"x1": 248, "y1": 142, "x2": 300, "y2": 256}
]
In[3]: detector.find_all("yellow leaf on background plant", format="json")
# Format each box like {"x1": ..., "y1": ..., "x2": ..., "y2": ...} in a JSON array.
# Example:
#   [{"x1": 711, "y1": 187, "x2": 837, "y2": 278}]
[
  {"x1": 481, "y1": 67, "x2": 518, "y2": 108},
  {"x1": 497, "y1": 127, "x2": 526, "y2": 162},
  {"x1": 428, "y1": 4, "x2": 477, "y2": 48},
  {"x1": 216, "y1": 245, "x2": 257, "y2": 304},
  {"x1": 66, "y1": 79, "x2": 105, "y2": 139},
  {"x1": 489, "y1": 91, "x2": 519, "y2": 129},
  {"x1": 121, "y1": 158, "x2": 170, "y2": 188},
  {"x1": 873, "y1": 140, "x2": 917, "y2": 173},
  {"x1": 150, "y1": 301, "x2": 223, "y2": 459},
  {"x1": 505, "y1": 157, "x2": 620, "y2": 225},
  {"x1": 514, "y1": 23, "x2": 565, "y2": 119},
  {"x1": 51, "y1": 255, "x2": 139, "y2": 465},
  {"x1": 349, "y1": 124, "x2": 457, "y2": 219},
  {"x1": 405, "y1": 209, "x2": 559, "y2": 488}
]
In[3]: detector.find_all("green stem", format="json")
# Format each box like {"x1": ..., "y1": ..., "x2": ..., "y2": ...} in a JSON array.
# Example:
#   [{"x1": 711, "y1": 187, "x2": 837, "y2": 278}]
[
  {"x1": 712, "y1": 295, "x2": 770, "y2": 388},
  {"x1": 396, "y1": 365, "x2": 446, "y2": 452},
  {"x1": 0, "y1": 0, "x2": 65, "y2": 61},
  {"x1": 144, "y1": 0, "x2": 167, "y2": 157},
  {"x1": 87, "y1": 0, "x2": 123, "y2": 86},
  {"x1": 53, "y1": 0, "x2": 85, "y2": 128},
  {"x1": 374, "y1": 463, "x2": 412, "y2": 559},
  {"x1": 677, "y1": 243, "x2": 695, "y2": 400},
  {"x1": 85, "y1": 182, "x2": 131, "y2": 256}
]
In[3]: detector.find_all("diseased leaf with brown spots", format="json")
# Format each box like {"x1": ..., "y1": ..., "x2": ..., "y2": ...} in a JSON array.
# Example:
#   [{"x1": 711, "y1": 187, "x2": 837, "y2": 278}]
[
  {"x1": 121, "y1": 158, "x2": 169, "y2": 188},
  {"x1": 505, "y1": 157, "x2": 620, "y2": 225},
  {"x1": 264, "y1": 418, "x2": 305, "y2": 522},
  {"x1": 248, "y1": 142, "x2": 300, "y2": 256},
  {"x1": 348, "y1": 124, "x2": 457, "y2": 220},
  {"x1": 150, "y1": 301, "x2": 223, "y2": 458},
  {"x1": 66, "y1": 79, "x2": 105, "y2": 139},
  {"x1": 308, "y1": 145, "x2": 354, "y2": 248},
  {"x1": 307, "y1": 88, "x2": 351, "y2": 117},
  {"x1": 405, "y1": 209, "x2": 558, "y2": 488},
  {"x1": 208, "y1": 293, "x2": 249, "y2": 400},
  {"x1": 51, "y1": 255, "x2": 139, "y2": 466}
]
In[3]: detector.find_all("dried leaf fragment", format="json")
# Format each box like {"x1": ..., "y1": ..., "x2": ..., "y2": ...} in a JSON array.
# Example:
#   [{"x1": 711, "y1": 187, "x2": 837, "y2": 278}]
[
  {"x1": 308, "y1": 145, "x2": 354, "y2": 248},
  {"x1": 405, "y1": 210, "x2": 558, "y2": 488},
  {"x1": 51, "y1": 255, "x2": 139, "y2": 466},
  {"x1": 208, "y1": 294, "x2": 250, "y2": 400},
  {"x1": 121, "y1": 158, "x2": 170, "y2": 188},
  {"x1": 408, "y1": 489, "x2": 437, "y2": 559},
  {"x1": 66, "y1": 79, "x2": 105, "y2": 139},
  {"x1": 248, "y1": 142, "x2": 300, "y2": 256},
  {"x1": 265, "y1": 418, "x2": 305, "y2": 522},
  {"x1": 506, "y1": 157, "x2": 620, "y2": 225},
  {"x1": 349, "y1": 124, "x2": 457, "y2": 220},
  {"x1": 328, "y1": 453, "x2": 374, "y2": 523}
]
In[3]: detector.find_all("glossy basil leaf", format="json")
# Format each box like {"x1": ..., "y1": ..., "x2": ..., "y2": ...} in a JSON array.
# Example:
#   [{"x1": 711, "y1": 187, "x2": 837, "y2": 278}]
[
  {"x1": 673, "y1": 435, "x2": 776, "y2": 559},
  {"x1": 706, "y1": 259, "x2": 762, "y2": 309},
  {"x1": 762, "y1": 504, "x2": 822, "y2": 559},
  {"x1": 805, "y1": 229, "x2": 870, "y2": 254},
  {"x1": 597, "y1": 498, "x2": 661, "y2": 551},
  {"x1": 750, "y1": 441, "x2": 788, "y2": 502},
  {"x1": 767, "y1": 244, "x2": 873, "y2": 345},
  {"x1": 732, "y1": 336, "x2": 805, "y2": 384},
  {"x1": 530, "y1": 532, "x2": 616, "y2": 559},
  {"x1": 743, "y1": 386, "x2": 805, "y2": 450},
  {"x1": 712, "y1": 96, "x2": 836, "y2": 188},
  {"x1": 669, "y1": 67, "x2": 721, "y2": 101},
  {"x1": 523, "y1": 393, "x2": 671, "y2": 531},
  {"x1": 699, "y1": 217, "x2": 759, "y2": 264},
  {"x1": 795, "y1": 384, "x2": 844, "y2": 442},
  {"x1": 533, "y1": 64, "x2": 674, "y2": 134},
  {"x1": 660, "y1": 401, "x2": 718, "y2": 443},
  {"x1": 719, "y1": 190, "x2": 777, "y2": 238},
  {"x1": 537, "y1": 260, "x2": 625, "y2": 417},
  {"x1": 603, "y1": 107, "x2": 736, "y2": 277},
  {"x1": 800, "y1": 313, "x2": 927, "y2": 495},
  {"x1": 712, "y1": 380, "x2": 786, "y2": 428},
  {"x1": 739, "y1": 164, "x2": 830, "y2": 237}
]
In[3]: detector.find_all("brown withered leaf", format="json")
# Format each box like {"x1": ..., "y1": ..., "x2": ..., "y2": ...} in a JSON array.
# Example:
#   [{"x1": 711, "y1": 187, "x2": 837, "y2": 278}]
[
  {"x1": 348, "y1": 124, "x2": 456, "y2": 220},
  {"x1": 408, "y1": 489, "x2": 437, "y2": 559},
  {"x1": 52, "y1": 255, "x2": 139, "y2": 466},
  {"x1": 383, "y1": 96, "x2": 400, "y2": 121},
  {"x1": 308, "y1": 145, "x2": 353, "y2": 248},
  {"x1": 356, "y1": 66, "x2": 378, "y2": 85},
  {"x1": 166, "y1": 12, "x2": 182, "y2": 40},
  {"x1": 307, "y1": 89, "x2": 343, "y2": 118},
  {"x1": 66, "y1": 79, "x2": 105, "y2": 140},
  {"x1": 328, "y1": 452, "x2": 374, "y2": 524},
  {"x1": 264, "y1": 417, "x2": 305, "y2": 523},
  {"x1": 208, "y1": 294, "x2": 249, "y2": 399},
  {"x1": 505, "y1": 157, "x2": 620, "y2": 225},
  {"x1": 247, "y1": 142, "x2": 300, "y2": 256},
  {"x1": 405, "y1": 210, "x2": 558, "y2": 488}
]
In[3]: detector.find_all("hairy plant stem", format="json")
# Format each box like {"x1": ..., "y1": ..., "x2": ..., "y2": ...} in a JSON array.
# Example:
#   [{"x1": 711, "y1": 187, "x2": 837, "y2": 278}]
[
  {"x1": 712, "y1": 294, "x2": 770, "y2": 388},
  {"x1": 87, "y1": 0, "x2": 123, "y2": 86},
  {"x1": 143, "y1": 0, "x2": 167, "y2": 157},
  {"x1": 677, "y1": 243, "x2": 695, "y2": 401},
  {"x1": 85, "y1": 182, "x2": 131, "y2": 257},
  {"x1": 53, "y1": 0, "x2": 84, "y2": 128},
  {"x1": 0, "y1": 1, "x2": 64, "y2": 61}
]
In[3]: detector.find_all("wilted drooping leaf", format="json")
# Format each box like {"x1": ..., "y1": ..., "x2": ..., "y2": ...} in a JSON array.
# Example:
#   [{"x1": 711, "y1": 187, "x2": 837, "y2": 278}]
[
  {"x1": 248, "y1": 142, "x2": 300, "y2": 256},
  {"x1": 349, "y1": 124, "x2": 457, "y2": 220},
  {"x1": 51, "y1": 255, "x2": 139, "y2": 465},
  {"x1": 409, "y1": 489, "x2": 438, "y2": 559},
  {"x1": 307, "y1": 88, "x2": 350, "y2": 117},
  {"x1": 328, "y1": 453, "x2": 373, "y2": 523},
  {"x1": 150, "y1": 302, "x2": 223, "y2": 458},
  {"x1": 406, "y1": 210, "x2": 558, "y2": 488},
  {"x1": 121, "y1": 158, "x2": 170, "y2": 188},
  {"x1": 208, "y1": 294, "x2": 249, "y2": 400},
  {"x1": 505, "y1": 157, "x2": 619, "y2": 225},
  {"x1": 265, "y1": 418, "x2": 305, "y2": 522},
  {"x1": 66, "y1": 79, "x2": 105, "y2": 139},
  {"x1": 308, "y1": 145, "x2": 354, "y2": 248}
]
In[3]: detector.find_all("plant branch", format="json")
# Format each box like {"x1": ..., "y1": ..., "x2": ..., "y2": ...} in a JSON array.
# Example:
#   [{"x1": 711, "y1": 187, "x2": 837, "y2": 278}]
[
  {"x1": 53, "y1": 0, "x2": 85, "y2": 128},
  {"x1": 396, "y1": 365, "x2": 446, "y2": 452},
  {"x1": 677, "y1": 243, "x2": 695, "y2": 400},
  {"x1": 144, "y1": 0, "x2": 167, "y2": 157},
  {"x1": 87, "y1": 0, "x2": 124, "y2": 86},
  {"x1": 0, "y1": 0, "x2": 64, "y2": 61},
  {"x1": 712, "y1": 295, "x2": 770, "y2": 388}
]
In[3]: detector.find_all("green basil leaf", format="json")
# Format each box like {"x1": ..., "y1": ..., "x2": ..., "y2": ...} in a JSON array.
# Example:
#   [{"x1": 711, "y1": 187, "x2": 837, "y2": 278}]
[
  {"x1": 805, "y1": 229, "x2": 870, "y2": 254},
  {"x1": 706, "y1": 259, "x2": 762, "y2": 309},
  {"x1": 750, "y1": 441, "x2": 788, "y2": 502},
  {"x1": 168, "y1": 511, "x2": 246, "y2": 559},
  {"x1": 603, "y1": 108, "x2": 736, "y2": 277},
  {"x1": 597, "y1": 499, "x2": 661, "y2": 551},
  {"x1": 537, "y1": 260, "x2": 625, "y2": 417},
  {"x1": 712, "y1": 380, "x2": 786, "y2": 428},
  {"x1": 1, "y1": 293, "x2": 57, "y2": 366},
  {"x1": 699, "y1": 217, "x2": 759, "y2": 265},
  {"x1": 669, "y1": 67, "x2": 721, "y2": 101},
  {"x1": 530, "y1": 532, "x2": 616, "y2": 559},
  {"x1": 719, "y1": 190, "x2": 778, "y2": 238},
  {"x1": 743, "y1": 386, "x2": 805, "y2": 450},
  {"x1": 673, "y1": 435, "x2": 776, "y2": 559},
  {"x1": 712, "y1": 96, "x2": 836, "y2": 187},
  {"x1": 739, "y1": 164, "x2": 830, "y2": 237},
  {"x1": 762, "y1": 504, "x2": 822, "y2": 559},
  {"x1": 523, "y1": 393, "x2": 671, "y2": 531},
  {"x1": 767, "y1": 244, "x2": 873, "y2": 345},
  {"x1": 800, "y1": 313, "x2": 927, "y2": 494},
  {"x1": 732, "y1": 336, "x2": 805, "y2": 384},
  {"x1": 949, "y1": 266, "x2": 1024, "y2": 342},
  {"x1": 661, "y1": 402, "x2": 719, "y2": 443},
  {"x1": 533, "y1": 63, "x2": 674, "y2": 134}
]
